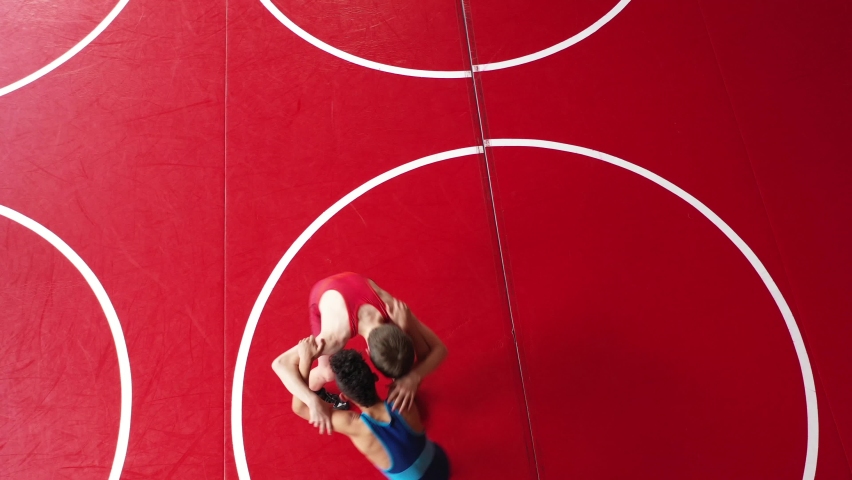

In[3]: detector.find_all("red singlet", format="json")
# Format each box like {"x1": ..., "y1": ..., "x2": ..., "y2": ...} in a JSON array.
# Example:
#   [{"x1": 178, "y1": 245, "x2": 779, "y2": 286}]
[{"x1": 308, "y1": 272, "x2": 391, "y2": 337}]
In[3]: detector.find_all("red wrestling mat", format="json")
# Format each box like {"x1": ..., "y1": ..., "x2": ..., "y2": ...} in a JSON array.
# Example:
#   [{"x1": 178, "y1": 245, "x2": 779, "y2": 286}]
[{"x1": 2, "y1": 0, "x2": 850, "y2": 479}]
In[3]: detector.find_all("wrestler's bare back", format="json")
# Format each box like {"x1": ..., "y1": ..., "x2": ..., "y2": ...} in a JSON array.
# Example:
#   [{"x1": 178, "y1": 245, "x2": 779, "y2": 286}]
[
  {"x1": 315, "y1": 280, "x2": 396, "y2": 344},
  {"x1": 309, "y1": 280, "x2": 400, "y2": 389},
  {"x1": 274, "y1": 276, "x2": 447, "y2": 432}
]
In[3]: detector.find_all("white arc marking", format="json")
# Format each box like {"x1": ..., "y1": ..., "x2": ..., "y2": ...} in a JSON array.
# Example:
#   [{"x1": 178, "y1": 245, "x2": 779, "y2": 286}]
[
  {"x1": 0, "y1": 0, "x2": 131, "y2": 97},
  {"x1": 230, "y1": 146, "x2": 482, "y2": 479},
  {"x1": 475, "y1": 0, "x2": 631, "y2": 72},
  {"x1": 258, "y1": 0, "x2": 630, "y2": 78},
  {"x1": 231, "y1": 140, "x2": 817, "y2": 480},
  {"x1": 0, "y1": 205, "x2": 132, "y2": 480}
]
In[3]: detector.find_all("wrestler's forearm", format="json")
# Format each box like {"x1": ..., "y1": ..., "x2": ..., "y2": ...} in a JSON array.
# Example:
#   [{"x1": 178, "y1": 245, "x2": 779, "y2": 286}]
[
  {"x1": 410, "y1": 341, "x2": 447, "y2": 381},
  {"x1": 298, "y1": 354, "x2": 312, "y2": 382},
  {"x1": 405, "y1": 311, "x2": 448, "y2": 381},
  {"x1": 291, "y1": 353, "x2": 314, "y2": 414},
  {"x1": 272, "y1": 348, "x2": 317, "y2": 406}
]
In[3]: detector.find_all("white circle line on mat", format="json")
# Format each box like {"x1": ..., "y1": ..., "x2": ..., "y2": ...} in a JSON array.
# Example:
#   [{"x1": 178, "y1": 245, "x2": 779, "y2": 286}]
[
  {"x1": 0, "y1": 205, "x2": 132, "y2": 480},
  {"x1": 230, "y1": 146, "x2": 482, "y2": 480},
  {"x1": 474, "y1": 0, "x2": 631, "y2": 72},
  {"x1": 231, "y1": 140, "x2": 817, "y2": 480},
  {"x1": 258, "y1": 0, "x2": 630, "y2": 78},
  {"x1": 0, "y1": 0, "x2": 131, "y2": 97}
]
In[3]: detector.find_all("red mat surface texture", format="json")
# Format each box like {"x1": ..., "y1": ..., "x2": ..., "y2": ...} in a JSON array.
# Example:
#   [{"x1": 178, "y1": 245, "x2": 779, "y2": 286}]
[{"x1": 1, "y1": 0, "x2": 850, "y2": 479}]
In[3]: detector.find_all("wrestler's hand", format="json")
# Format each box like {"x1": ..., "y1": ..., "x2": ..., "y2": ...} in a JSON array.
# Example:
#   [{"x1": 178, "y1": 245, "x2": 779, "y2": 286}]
[
  {"x1": 388, "y1": 371, "x2": 421, "y2": 412},
  {"x1": 297, "y1": 335, "x2": 324, "y2": 362},
  {"x1": 386, "y1": 298, "x2": 410, "y2": 328},
  {"x1": 308, "y1": 397, "x2": 333, "y2": 435}
]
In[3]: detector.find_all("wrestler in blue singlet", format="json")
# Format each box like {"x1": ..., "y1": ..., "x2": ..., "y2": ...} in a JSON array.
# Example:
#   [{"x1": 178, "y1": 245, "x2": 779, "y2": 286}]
[{"x1": 360, "y1": 402, "x2": 450, "y2": 480}]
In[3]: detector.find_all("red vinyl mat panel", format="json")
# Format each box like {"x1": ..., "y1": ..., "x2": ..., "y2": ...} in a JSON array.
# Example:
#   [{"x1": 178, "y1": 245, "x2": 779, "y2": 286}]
[
  {"x1": 0, "y1": 217, "x2": 120, "y2": 480},
  {"x1": 467, "y1": 0, "x2": 852, "y2": 478},
  {"x1": 225, "y1": 0, "x2": 534, "y2": 478},
  {"x1": 485, "y1": 146, "x2": 821, "y2": 478},
  {"x1": 229, "y1": 158, "x2": 536, "y2": 479},
  {"x1": 2, "y1": 0, "x2": 850, "y2": 478},
  {"x1": 0, "y1": 0, "x2": 116, "y2": 87},
  {"x1": 0, "y1": 0, "x2": 226, "y2": 478},
  {"x1": 697, "y1": 0, "x2": 852, "y2": 465}
]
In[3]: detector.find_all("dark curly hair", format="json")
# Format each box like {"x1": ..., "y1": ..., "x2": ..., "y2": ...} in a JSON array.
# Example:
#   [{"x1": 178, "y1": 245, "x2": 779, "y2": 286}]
[
  {"x1": 367, "y1": 324, "x2": 415, "y2": 379},
  {"x1": 330, "y1": 350, "x2": 381, "y2": 407}
]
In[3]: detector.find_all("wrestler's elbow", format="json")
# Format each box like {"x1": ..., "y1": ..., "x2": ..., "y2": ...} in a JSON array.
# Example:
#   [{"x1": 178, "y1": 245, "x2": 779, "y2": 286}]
[
  {"x1": 436, "y1": 341, "x2": 448, "y2": 361},
  {"x1": 292, "y1": 399, "x2": 310, "y2": 419},
  {"x1": 271, "y1": 349, "x2": 296, "y2": 374}
]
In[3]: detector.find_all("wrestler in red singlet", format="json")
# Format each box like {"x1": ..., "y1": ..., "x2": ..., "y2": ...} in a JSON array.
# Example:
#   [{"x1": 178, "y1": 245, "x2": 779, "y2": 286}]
[
  {"x1": 308, "y1": 272, "x2": 391, "y2": 337},
  {"x1": 273, "y1": 271, "x2": 448, "y2": 430}
]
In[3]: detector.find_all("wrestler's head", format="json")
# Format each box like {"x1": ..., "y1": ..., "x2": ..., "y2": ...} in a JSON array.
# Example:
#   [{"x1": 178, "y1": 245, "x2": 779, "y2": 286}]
[
  {"x1": 366, "y1": 324, "x2": 415, "y2": 379},
  {"x1": 331, "y1": 349, "x2": 381, "y2": 407}
]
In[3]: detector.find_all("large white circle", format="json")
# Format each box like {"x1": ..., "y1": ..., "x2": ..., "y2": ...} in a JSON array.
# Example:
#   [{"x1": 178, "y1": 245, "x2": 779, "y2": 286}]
[
  {"x1": 0, "y1": 0, "x2": 131, "y2": 97},
  {"x1": 259, "y1": 0, "x2": 631, "y2": 78},
  {"x1": 231, "y1": 139, "x2": 818, "y2": 480},
  {"x1": 0, "y1": 204, "x2": 132, "y2": 480}
]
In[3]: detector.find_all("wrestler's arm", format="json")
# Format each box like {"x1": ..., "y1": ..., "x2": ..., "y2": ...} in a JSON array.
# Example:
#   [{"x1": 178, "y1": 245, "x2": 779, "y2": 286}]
[
  {"x1": 370, "y1": 281, "x2": 448, "y2": 378},
  {"x1": 272, "y1": 328, "x2": 348, "y2": 435},
  {"x1": 272, "y1": 331, "x2": 346, "y2": 402},
  {"x1": 394, "y1": 304, "x2": 448, "y2": 381},
  {"x1": 273, "y1": 341, "x2": 331, "y2": 433},
  {"x1": 272, "y1": 293, "x2": 351, "y2": 398},
  {"x1": 291, "y1": 337, "x2": 360, "y2": 436},
  {"x1": 370, "y1": 282, "x2": 448, "y2": 411}
]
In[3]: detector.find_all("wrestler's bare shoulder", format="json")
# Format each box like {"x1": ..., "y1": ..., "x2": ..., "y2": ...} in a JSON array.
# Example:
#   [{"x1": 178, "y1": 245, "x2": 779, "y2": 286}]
[{"x1": 368, "y1": 279, "x2": 395, "y2": 304}]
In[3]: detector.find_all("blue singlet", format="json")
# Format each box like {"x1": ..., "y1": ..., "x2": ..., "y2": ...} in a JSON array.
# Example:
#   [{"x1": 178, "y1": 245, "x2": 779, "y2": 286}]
[{"x1": 360, "y1": 402, "x2": 450, "y2": 480}]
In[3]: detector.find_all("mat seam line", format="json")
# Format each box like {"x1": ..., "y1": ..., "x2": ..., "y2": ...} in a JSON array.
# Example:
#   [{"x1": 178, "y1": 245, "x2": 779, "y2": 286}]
[
  {"x1": 223, "y1": 0, "x2": 229, "y2": 476},
  {"x1": 457, "y1": 2, "x2": 541, "y2": 478}
]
